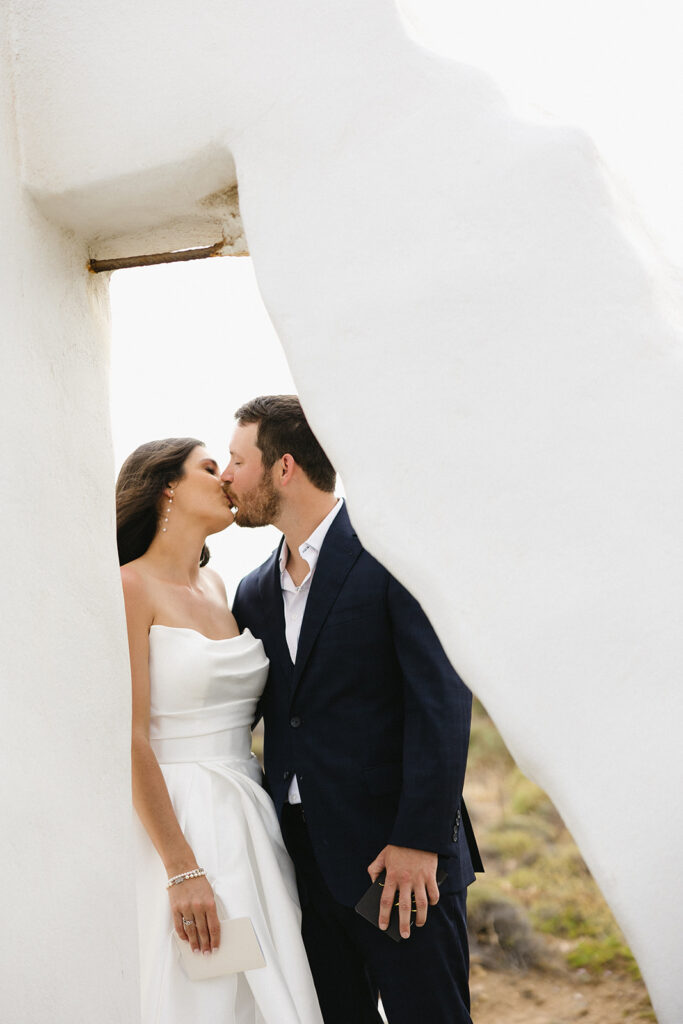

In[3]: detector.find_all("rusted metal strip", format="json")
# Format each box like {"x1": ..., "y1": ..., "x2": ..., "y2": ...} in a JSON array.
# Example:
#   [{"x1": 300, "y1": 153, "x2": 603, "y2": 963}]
[{"x1": 88, "y1": 239, "x2": 225, "y2": 273}]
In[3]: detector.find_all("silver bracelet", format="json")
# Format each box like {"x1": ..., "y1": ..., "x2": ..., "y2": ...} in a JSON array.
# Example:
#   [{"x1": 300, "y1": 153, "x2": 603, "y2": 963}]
[{"x1": 166, "y1": 867, "x2": 206, "y2": 889}]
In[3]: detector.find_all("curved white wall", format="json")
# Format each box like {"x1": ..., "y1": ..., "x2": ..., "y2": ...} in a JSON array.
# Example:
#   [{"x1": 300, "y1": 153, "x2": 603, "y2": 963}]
[
  {"x1": 4, "y1": 2, "x2": 683, "y2": 1021},
  {"x1": 0, "y1": 9, "x2": 139, "y2": 1022}
]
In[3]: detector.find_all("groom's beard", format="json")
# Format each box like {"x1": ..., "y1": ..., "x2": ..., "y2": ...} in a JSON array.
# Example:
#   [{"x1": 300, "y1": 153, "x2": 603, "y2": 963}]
[{"x1": 231, "y1": 474, "x2": 280, "y2": 528}]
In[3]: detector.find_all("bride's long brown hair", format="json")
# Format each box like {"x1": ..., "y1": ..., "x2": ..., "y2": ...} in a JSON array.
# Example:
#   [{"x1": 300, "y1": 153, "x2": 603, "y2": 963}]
[{"x1": 116, "y1": 438, "x2": 210, "y2": 567}]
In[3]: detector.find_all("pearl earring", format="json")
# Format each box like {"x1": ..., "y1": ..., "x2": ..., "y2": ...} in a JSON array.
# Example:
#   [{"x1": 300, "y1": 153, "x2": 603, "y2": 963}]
[{"x1": 161, "y1": 488, "x2": 174, "y2": 533}]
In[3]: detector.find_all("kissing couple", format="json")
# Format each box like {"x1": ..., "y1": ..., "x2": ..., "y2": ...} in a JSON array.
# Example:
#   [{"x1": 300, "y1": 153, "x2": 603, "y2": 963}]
[{"x1": 117, "y1": 395, "x2": 482, "y2": 1024}]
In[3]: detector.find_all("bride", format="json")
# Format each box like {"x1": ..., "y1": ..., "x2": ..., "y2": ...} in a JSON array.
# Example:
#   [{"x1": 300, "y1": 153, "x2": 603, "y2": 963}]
[{"x1": 116, "y1": 437, "x2": 323, "y2": 1024}]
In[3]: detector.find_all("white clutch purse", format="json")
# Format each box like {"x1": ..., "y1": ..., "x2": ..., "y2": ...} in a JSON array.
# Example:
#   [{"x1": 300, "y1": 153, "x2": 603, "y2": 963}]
[{"x1": 172, "y1": 917, "x2": 266, "y2": 980}]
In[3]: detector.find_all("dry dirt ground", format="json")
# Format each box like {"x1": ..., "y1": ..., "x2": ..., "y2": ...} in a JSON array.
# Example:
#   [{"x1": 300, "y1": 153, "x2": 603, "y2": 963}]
[{"x1": 470, "y1": 964, "x2": 655, "y2": 1023}]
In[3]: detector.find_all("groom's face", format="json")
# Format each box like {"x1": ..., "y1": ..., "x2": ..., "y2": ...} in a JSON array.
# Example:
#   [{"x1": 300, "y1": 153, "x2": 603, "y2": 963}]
[{"x1": 221, "y1": 422, "x2": 281, "y2": 528}]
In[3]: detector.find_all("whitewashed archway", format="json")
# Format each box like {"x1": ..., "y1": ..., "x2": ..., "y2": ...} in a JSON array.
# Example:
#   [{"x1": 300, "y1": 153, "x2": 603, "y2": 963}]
[{"x1": 2, "y1": 2, "x2": 682, "y2": 1021}]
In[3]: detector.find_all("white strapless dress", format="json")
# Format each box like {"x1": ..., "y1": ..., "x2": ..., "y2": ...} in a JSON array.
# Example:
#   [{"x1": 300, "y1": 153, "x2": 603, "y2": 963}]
[{"x1": 134, "y1": 625, "x2": 323, "y2": 1024}]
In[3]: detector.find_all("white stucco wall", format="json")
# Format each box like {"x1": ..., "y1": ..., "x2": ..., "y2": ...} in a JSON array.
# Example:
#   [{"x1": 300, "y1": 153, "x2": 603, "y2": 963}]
[
  {"x1": 0, "y1": 9, "x2": 140, "y2": 1023},
  {"x1": 3, "y1": 2, "x2": 682, "y2": 1021}
]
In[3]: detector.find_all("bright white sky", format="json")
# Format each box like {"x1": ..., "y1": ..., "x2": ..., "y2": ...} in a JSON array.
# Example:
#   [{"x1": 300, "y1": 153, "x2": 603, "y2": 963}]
[{"x1": 110, "y1": 0, "x2": 683, "y2": 597}]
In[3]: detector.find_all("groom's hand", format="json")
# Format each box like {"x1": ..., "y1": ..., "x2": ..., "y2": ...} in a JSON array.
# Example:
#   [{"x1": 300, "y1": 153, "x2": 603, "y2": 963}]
[{"x1": 367, "y1": 845, "x2": 439, "y2": 939}]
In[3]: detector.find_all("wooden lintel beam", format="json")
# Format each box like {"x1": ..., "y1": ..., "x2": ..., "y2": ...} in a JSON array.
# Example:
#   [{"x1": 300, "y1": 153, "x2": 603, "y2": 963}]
[{"x1": 88, "y1": 240, "x2": 225, "y2": 273}]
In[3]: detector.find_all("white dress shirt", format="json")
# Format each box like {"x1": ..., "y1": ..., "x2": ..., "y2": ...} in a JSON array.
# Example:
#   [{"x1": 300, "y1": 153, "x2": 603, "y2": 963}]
[{"x1": 280, "y1": 498, "x2": 343, "y2": 803}]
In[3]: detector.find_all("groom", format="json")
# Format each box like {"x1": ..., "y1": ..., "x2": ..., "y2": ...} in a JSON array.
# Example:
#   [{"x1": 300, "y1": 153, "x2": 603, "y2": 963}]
[{"x1": 222, "y1": 395, "x2": 482, "y2": 1024}]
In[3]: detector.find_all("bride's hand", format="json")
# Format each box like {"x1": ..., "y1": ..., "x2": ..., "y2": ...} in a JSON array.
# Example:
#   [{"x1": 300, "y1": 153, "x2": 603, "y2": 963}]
[{"x1": 168, "y1": 875, "x2": 221, "y2": 953}]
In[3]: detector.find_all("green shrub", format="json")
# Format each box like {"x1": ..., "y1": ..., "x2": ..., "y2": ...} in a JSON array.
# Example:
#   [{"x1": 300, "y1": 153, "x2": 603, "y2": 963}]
[
  {"x1": 533, "y1": 901, "x2": 593, "y2": 939},
  {"x1": 485, "y1": 827, "x2": 538, "y2": 862},
  {"x1": 468, "y1": 711, "x2": 515, "y2": 771},
  {"x1": 508, "y1": 772, "x2": 554, "y2": 817},
  {"x1": 566, "y1": 935, "x2": 639, "y2": 978}
]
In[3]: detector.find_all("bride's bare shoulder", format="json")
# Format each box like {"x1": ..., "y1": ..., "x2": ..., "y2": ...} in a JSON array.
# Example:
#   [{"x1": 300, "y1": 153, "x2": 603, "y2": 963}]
[
  {"x1": 120, "y1": 559, "x2": 154, "y2": 602},
  {"x1": 201, "y1": 565, "x2": 228, "y2": 595}
]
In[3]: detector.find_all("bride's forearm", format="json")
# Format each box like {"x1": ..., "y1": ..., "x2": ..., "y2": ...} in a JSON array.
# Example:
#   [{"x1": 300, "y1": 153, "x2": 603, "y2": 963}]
[{"x1": 132, "y1": 736, "x2": 197, "y2": 876}]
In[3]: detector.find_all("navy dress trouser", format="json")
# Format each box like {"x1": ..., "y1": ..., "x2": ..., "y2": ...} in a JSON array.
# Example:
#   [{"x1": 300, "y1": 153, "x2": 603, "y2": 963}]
[{"x1": 281, "y1": 804, "x2": 473, "y2": 1024}]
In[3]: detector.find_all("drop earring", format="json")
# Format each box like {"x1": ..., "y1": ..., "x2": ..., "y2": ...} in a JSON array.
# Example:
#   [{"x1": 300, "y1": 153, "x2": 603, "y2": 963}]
[{"x1": 161, "y1": 488, "x2": 174, "y2": 533}]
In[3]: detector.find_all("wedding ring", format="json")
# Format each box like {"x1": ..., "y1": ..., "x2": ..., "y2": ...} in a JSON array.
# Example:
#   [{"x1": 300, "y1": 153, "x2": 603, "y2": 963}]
[{"x1": 182, "y1": 917, "x2": 195, "y2": 928}]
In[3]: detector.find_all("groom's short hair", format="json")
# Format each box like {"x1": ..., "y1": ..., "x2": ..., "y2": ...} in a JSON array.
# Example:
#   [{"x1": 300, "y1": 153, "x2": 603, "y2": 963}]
[{"x1": 235, "y1": 395, "x2": 337, "y2": 493}]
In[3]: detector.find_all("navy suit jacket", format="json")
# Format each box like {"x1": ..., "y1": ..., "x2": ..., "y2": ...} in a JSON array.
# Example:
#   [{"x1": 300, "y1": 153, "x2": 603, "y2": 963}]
[{"x1": 232, "y1": 503, "x2": 482, "y2": 906}]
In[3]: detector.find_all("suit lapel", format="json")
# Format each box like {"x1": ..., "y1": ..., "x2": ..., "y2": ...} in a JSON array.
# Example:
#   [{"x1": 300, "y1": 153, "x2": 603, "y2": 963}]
[
  {"x1": 293, "y1": 504, "x2": 362, "y2": 690},
  {"x1": 257, "y1": 539, "x2": 293, "y2": 676}
]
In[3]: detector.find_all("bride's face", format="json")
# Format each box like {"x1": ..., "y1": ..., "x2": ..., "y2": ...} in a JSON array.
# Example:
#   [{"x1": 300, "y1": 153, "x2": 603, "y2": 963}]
[{"x1": 171, "y1": 446, "x2": 235, "y2": 533}]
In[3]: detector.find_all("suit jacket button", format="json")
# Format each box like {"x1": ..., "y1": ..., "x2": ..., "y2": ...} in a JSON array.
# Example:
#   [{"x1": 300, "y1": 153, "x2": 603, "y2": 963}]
[
  {"x1": 290, "y1": 716, "x2": 302, "y2": 728},
  {"x1": 452, "y1": 827, "x2": 459, "y2": 842},
  {"x1": 283, "y1": 770, "x2": 291, "y2": 780}
]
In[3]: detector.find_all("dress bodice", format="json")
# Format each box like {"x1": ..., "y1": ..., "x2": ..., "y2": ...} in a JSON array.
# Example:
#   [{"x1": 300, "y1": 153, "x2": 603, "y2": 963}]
[{"x1": 147, "y1": 626, "x2": 269, "y2": 765}]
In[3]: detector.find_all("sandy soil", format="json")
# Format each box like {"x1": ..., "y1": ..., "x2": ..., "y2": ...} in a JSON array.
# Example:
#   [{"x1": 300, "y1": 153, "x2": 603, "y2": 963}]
[{"x1": 470, "y1": 964, "x2": 656, "y2": 1024}]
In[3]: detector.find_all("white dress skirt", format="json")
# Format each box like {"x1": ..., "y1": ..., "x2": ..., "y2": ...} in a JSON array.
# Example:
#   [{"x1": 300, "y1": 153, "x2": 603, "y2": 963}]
[{"x1": 133, "y1": 625, "x2": 323, "y2": 1024}]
